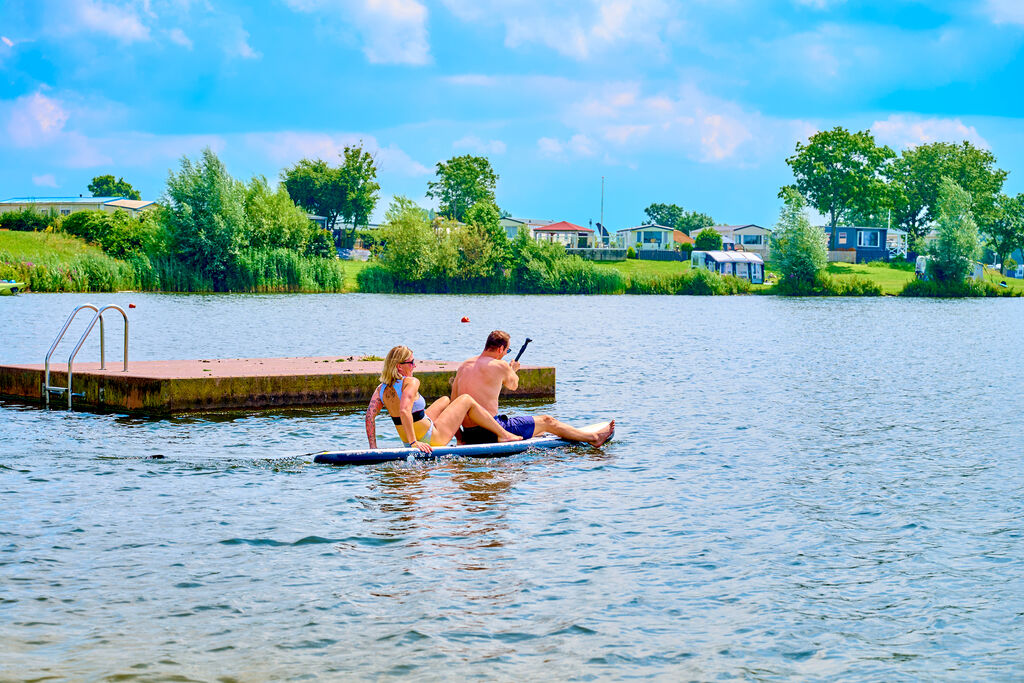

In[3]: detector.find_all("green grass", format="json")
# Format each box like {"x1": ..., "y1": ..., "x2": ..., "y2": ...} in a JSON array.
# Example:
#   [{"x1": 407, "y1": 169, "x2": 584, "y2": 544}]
[
  {"x1": 342, "y1": 259, "x2": 371, "y2": 292},
  {"x1": 825, "y1": 261, "x2": 915, "y2": 295},
  {"x1": 593, "y1": 258, "x2": 692, "y2": 278},
  {"x1": 981, "y1": 266, "x2": 1024, "y2": 293},
  {"x1": 0, "y1": 229, "x2": 110, "y2": 260}
]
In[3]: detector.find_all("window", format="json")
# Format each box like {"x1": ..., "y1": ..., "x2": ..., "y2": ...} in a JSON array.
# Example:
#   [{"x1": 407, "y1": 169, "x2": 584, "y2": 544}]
[
  {"x1": 740, "y1": 234, "x2": 762, "y2": 245},
  {"x1": 837, "y1": 232, "x2": 847, "y2": 245},
  {"x1": 60, "y1": 209, "x2": 71, "y2": 216},
  {"x1": 857, "y1": 230, "x2": 880, "y2": 247},
  {"x1": 641, "y1": 231, "x2": 664, "y2": 244}
]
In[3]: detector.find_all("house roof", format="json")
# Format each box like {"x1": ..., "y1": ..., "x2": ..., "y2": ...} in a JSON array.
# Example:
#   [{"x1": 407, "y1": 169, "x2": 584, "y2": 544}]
[
  {"x1": 504, "y1": 217, "x2": 556, "y2": 227},
  {"x1": 0, "y1": 196, "x2": 125, "y2": 204},
  {"x1": 694, "y1": 250, "x2": 764, "y2": 264},
  {"x1": 533, "y1": 220, "x2": 593, "y2": 233},
  {"x1": 673, "y1": 230, "x2": 694, "y2": 245},
  {"x1": 105, "y1": 199, "x2": 156, "y2": 210},
  {"x1": 617, "y1": 223, "x2": 674, "y2": 233}
]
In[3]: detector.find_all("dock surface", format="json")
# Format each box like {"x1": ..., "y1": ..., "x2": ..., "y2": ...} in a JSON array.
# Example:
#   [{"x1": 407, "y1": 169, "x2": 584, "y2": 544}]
[{"x1": 0, "y1": 357, "x2": 555, "y2": 414}]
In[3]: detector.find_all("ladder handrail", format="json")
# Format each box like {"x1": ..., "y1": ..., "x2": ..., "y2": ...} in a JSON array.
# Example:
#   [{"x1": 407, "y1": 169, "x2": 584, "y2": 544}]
[
  {"x1": 44, "y1": 304, "x2": 99, "y2": 407},
  {"x1": 66, "y1": 305, "x2": 129, "y2": 409}
]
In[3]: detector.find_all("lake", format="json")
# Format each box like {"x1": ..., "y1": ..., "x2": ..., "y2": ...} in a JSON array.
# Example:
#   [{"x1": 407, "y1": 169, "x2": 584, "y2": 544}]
[{"x1": 2, "y1": 293, "x2": 1023, "y2": 680}]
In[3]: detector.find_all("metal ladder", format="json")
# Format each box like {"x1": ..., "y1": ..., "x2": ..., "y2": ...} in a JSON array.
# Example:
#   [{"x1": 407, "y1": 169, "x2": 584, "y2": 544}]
[{"x1": 44, "y1": 304, "x2": 129, "y2": 409}]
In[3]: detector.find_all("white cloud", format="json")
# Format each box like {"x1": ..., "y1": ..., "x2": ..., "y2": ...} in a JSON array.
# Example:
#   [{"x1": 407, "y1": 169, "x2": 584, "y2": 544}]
[
  {"x1": 226, "y1": 26, "x2": 260, "y2": 59},
  {"x1": 32, "y1": 174, "x2": 58, "y2": 187},
  {"x1": 167, "y1": 27, "x2": 193, "y2": 49},
  {"x1": 870, "y1": 115, "x2": 990, "y2": 150},
  {"x1": 984, "y1": 0, "x2": 1024, "y2": 25},
  {"x1": 284, "y1": 0, "x2": 431, "y2": 65},
  {"x1": 453, "y1": 135, "x2": 506, "y2": 155},
  {"x1": 6, "y1": 92, "x2": 70, "y2": 147},
  {"x1": 1, "y1": 36, "x2": 13, "y2": 48},
  {"x1": 442, "y1": 0, "x2": 677, "y2": 61},
  {"x1": 243, "y1": 131, "x2": 430, "y2": 176},
  {"x1": 73, "y1": 0, "x2": 151, "y2": 43},
  {"x1": 537, "y1": 134, "x2": 597, "y2": 160}
]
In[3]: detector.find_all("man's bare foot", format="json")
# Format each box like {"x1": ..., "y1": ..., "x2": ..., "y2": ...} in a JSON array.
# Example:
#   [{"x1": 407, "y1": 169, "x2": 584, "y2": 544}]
[
  {"x1": 588, "y1": 420, "x2": 615, "y2": 447},
  {"x1": 498, "y1": 431, "x2": 523, "y2": 442}
]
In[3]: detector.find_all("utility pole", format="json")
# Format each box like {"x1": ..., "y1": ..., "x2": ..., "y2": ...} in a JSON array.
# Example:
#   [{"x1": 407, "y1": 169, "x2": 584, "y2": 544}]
[{"x1": 600, "y1": 176, "x2": 605, "y2": 233}]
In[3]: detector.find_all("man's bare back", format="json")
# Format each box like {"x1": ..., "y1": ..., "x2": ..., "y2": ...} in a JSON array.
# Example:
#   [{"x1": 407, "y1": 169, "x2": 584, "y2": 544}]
[
  {"x1": 452, "y1": 352, "x2": 518, "y2": 429},
  {"x1": 452, "y1": 330, "x2": 615, "y2": 448}
]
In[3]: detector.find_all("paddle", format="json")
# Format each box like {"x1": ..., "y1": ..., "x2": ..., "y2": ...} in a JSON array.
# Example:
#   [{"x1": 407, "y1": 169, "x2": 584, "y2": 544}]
[{"x1": 513, "y1": 338, "x2": 533, "y2": 362}]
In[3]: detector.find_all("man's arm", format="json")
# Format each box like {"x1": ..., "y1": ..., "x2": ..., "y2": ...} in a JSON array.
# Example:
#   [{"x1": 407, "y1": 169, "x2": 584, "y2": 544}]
[
  {"x1": 503, "y1": 360, "x2": 520, "y2": 391},
  {"x1": 365, "y1": 387, "x2": 383, "y2": 448}
]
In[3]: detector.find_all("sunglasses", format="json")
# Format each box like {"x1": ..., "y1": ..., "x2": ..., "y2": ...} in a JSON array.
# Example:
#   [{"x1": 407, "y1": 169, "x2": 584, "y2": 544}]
[{"x1": 399, "y1": 359, "x2": 416, "y2": 366}]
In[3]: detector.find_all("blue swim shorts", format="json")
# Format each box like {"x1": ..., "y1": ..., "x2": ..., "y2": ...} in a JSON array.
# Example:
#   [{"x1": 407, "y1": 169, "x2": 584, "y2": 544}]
[{"x1": 461, "y1": 414, "x2": 536, "y2": 444}]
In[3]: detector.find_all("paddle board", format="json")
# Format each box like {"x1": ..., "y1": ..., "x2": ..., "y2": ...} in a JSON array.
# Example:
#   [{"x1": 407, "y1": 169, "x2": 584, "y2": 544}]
[{"x1": 311, "y1": 421, "x2": 612, "y2": 466}]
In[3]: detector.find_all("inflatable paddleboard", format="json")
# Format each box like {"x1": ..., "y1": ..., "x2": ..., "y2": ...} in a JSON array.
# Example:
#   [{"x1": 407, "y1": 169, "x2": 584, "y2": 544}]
[{"x1": 312, "y1": 421, "x2": 612, "y2": 466}]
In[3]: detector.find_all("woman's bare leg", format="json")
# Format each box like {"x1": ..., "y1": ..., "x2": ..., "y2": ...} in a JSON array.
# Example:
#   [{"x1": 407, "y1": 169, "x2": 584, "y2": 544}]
[
  {"x1": 425, "y1": 396, "x2": 450, "y2": 420},
  {"x1": 430, "y1": 394, "x2": 521, "y2": 444}
]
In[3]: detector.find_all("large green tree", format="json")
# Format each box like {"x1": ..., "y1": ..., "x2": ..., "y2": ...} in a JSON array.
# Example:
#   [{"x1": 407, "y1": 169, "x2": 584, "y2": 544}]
[
  {"x1": 770, "y1": 187, "x2": 828, "y2": 288},
  {"x1": 281, "y1": 145, "x2": 380, "y2": 241},
  {"x1": 642, "y1": 202, "x2": 714, "y2": 233},
  {"x1": 930, "y1": 178, "x2": 980, "y2": 283},
  {"x1": 693, "y1": 227, "x2": 723, "y2": 251},
  {"x1": 887, "y1": 141, "x2": 1006, "y2": 247},
  {"x1": 426, "y1": 154, "x2": 497, "y2": 222},
  {"x1": 984, "y1": 193, "x2": 1024, "y2": 273},
  {"x1": 785, "y1": 126, "x2": 894, "y2": 250},
  {"x1": 164, "y1": 148, "x2": 248, "y2": 287},
  {"x1": 88, "y1": 174, "x2": 141, "y2": 200}
]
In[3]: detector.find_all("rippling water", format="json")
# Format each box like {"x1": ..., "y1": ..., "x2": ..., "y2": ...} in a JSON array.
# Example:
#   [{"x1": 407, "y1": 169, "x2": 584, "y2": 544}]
[{"x1": 2, "y1": 293, "x2": 1023, "y2": 680}]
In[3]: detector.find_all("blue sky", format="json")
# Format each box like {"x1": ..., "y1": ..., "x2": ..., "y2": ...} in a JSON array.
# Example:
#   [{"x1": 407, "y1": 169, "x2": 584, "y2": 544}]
[{"x1": 2, "y1": 0, "x2": 1024, "y2": 229}]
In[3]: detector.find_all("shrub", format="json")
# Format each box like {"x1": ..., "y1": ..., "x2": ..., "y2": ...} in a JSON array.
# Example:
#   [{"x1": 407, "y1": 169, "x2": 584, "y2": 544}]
[
  {"x1": 1005, "y1": 257, "x2": 1018, "y2": 271},
  {"x1": 626, "y1": 246, "x2": 636, "y2": 259},
  {"x1": 694, "y1": 227, "x2": 723, "y2": 251},
  {"x1": 900, "y1": 279, "x2": 1019, "y2": 297},
  {"x1": 0, "y1": 208, "x2": 52, "y2": 232},
  {"x1": 929, "y1": 178, "x2": 980, "y2": 282},
  {"x1": 626, "y1": 268, "x2": 751, "y2": 295},
  {"x1": 770, "y1": 188, "x2": 828, "y2": 290},
  {"x1": 835, "y1": 276, "x2": 883, "y2": 296}
]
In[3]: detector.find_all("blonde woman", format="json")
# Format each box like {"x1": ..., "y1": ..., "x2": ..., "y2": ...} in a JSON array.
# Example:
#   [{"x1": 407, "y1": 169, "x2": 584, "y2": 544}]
[{"x1": 365, "y1": 345, "x2": 522, "y2": 453}]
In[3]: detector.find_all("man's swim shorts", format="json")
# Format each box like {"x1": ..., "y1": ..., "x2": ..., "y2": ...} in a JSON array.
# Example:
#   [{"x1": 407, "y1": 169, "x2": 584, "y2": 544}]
[{"x1": 460, "y1": 414, "x2": 536, "y2": 444}]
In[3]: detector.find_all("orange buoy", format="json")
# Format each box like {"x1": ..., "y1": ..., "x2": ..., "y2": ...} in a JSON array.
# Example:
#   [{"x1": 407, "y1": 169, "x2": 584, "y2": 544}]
[
  {"x1": 461, "y1": 316, "x2": 470, "y2": 323},
  {"x1": 128, "y1": 303, "x2": 136, "y2": 309}
]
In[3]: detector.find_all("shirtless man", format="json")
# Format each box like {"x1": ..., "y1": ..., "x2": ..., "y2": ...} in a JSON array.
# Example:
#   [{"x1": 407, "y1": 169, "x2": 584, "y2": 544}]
[{"x1": 452, "y1": 330, "x2": 615, "y2": 447}]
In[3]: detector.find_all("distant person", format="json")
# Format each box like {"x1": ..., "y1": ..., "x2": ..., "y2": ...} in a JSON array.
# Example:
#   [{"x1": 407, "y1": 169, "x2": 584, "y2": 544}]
[
  {"x1": 452, "y1": 330, "x2": 615, "y2": 447},
  {"x1": 365, "y1": 345, "x2": 521, "y2": 453}
]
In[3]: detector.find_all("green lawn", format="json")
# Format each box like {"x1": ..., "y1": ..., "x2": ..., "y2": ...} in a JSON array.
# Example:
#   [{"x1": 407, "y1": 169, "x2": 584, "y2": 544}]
[
  {"x1": 592, "y1": 258, "x2": 692, "y2": 278},
  {"x1": 825, "y1": 261, "x2": 915, "y2": 295},
  {"x1": 342, "y1": 259, "x2": 371, "y2": 292},
  {"x1": 0, "y1": 229, "x2": 109, "y2": 260}
]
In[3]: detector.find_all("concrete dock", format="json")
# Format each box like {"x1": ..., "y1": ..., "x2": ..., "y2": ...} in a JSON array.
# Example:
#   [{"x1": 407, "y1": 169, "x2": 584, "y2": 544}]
[{"x1": 0, "y1": 357, "x2": 556, "y2": 415}]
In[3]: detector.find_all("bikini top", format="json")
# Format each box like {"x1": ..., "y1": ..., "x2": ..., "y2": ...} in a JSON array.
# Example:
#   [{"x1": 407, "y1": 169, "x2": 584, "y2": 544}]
[{"x1": 380, "y1": 377, "x2": 426, "y2": 424}]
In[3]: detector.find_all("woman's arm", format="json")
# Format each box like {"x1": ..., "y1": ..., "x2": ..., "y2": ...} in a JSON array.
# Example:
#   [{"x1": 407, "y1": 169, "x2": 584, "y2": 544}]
[{"x1": 365, "y1": 385, "x2": 383, "y2": 448}]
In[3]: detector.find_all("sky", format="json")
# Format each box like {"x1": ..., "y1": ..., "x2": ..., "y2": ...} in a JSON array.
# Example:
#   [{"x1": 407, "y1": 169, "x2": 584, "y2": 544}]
[{"x1": 2, "y1": 0, "x2": 1024, "y2": 229}]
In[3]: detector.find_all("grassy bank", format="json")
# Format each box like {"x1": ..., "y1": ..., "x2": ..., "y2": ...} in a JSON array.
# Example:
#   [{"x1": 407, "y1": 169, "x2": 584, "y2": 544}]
[{"x1": 0, "y1": 230, "x2": 357, "y2": 293}]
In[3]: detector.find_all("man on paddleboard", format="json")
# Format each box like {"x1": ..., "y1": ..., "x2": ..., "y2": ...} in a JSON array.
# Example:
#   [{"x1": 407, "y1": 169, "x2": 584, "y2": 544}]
[{"x1": 452, "y1": 330, "x2": 614, "y2": 447}]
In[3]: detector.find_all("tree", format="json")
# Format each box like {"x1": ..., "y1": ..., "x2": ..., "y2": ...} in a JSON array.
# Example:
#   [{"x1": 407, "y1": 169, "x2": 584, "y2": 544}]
[
  {"x1": 929, "y1": 178, "x2": 980, "y2": 283},
  {"x1": 770, "y1": 187, "x2": 828, "y2": 288},
  {"x1": 164, "y1": 148, "x2": 248, "y2": 287},
  {"x1": 694, "y1": 227, "x2": 723, "y2": 251},
  {"x1": 88, "y1": 174, "x2": 141, "y2": 200},
  {"x1": 887, "y1": 141, "x2": 1007, "y2": 247},
  {"x1": 379, "y1": 196, "x2": 435, "y2": 281},
  {"x1": 785, "y1": 126, "x2": 894, "y2": 250},
  {"x1": 465, "y1": 200, "x2": 511, "y2": 270},
  {"x1": 244, "y1": 176, "x2": 319, "y2": 252},
  {"x1": 426, "y1": 154, "x2": 497, "y2": 222},
  {"x1": 984, "y1": 193, "x2": 1024, "y2": 273},
  {"x1": 642, "y1": 202, "x2": 714, "y2": 234},
  {"x1": 281, "y1": 145, "x2": 380, "y2": 243},
  {"x1": 337, "y1": 145, "x2": 380, "y2": 240}
]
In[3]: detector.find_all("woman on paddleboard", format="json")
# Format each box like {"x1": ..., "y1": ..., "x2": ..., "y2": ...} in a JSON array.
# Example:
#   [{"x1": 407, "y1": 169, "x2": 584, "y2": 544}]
[{"x1": 365, "y1": 345, "x2": 522, "y2": 453}]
